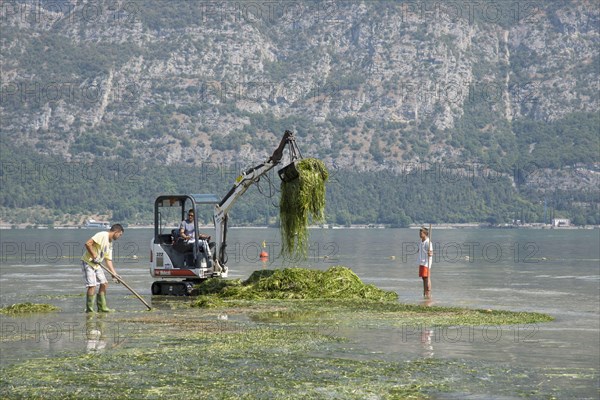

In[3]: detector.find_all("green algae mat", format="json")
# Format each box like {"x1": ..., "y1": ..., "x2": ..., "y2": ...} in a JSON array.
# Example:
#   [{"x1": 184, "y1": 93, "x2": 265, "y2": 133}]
[
  {"x1": 0, "y1": 302, "x2": 60, "y2": 315},
  {"x1": 189, "y1": 266, "x2": 553, "y2": 327},
  {"x1": 1, "y1": 266, "x2": 566, "y2": 399}
]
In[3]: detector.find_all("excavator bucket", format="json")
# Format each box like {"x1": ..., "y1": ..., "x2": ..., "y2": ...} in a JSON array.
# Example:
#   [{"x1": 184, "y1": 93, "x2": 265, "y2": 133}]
[{"x1": 278, "y1": 161, "x2": 300, "y2": 182}]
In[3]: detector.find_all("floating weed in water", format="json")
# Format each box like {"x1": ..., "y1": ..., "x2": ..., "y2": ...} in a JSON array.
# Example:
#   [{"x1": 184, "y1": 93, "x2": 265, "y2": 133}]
[
  {"x1": 191, "y1": 266, "x2": 553, "y2": 327},
  {"x1": 279, "y1": 158, "x2": 328, "y2": 259},
  {"x1": 192, "y1": 295, "x2": 227, "y2": 308},
  {"x1": 0, "y1": 286, "x2": 575, "y2": 399},
  {"x1": 1, "y1": 321, "x2": 589, "y2": 399},
  {"x1": 0, "y1": 325, "x2": 442, "y2": 399},
  {"x1": 248, "y1": 299, "x2": 554, "y2": 329},
  {"x1": 0, "y1": 302, "x2": 60, "y2": 315},
  {"x1": 320, "y1": 301, "x2": 555, "y2": 327},
  {"x1": 37, "y1": 293, "x2": 84, "y2": 300},
  {"x1": 0, "y1": 267, "x2": 564, "y2": 398}
]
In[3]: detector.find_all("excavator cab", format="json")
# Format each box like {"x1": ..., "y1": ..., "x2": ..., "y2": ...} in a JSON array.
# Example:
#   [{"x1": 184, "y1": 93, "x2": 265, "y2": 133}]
[{"x1": 150, "y1": 194, "x2": 222, "y2": 295}]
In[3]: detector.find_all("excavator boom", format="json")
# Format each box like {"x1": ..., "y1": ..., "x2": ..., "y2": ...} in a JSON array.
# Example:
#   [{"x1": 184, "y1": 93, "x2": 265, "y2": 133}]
[{"x1": 213, "y1": 130, "x2": 302, "y2": 271}]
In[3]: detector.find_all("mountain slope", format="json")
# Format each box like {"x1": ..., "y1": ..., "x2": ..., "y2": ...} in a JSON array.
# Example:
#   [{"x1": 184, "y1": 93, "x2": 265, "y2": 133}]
[{"x1": 1, "y1": 0, "x2": 598, "y2": 225}]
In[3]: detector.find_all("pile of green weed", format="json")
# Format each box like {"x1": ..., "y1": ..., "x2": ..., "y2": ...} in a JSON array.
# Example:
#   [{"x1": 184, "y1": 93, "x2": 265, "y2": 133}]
[
  {"x1": 193, "y1": 266, "x2": 398, "y2": 306},
  {"x1": 279, "y1": 158, "x2": 328, "y2": 259},
  {"x1": 0, "y1": 303, "x2": 60, "y2": 315}
]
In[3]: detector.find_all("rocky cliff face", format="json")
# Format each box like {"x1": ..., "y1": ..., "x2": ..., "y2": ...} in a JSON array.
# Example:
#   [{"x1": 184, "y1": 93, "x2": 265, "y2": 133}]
[{"x1": 1, "y1": 0, "x2": 598, "y2": 171}]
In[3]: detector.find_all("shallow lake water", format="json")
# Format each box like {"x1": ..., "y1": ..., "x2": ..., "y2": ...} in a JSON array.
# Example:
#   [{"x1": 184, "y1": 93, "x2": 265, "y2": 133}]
[{"x1": 1, "y1": 227, "x2": 598, "y2": 398}]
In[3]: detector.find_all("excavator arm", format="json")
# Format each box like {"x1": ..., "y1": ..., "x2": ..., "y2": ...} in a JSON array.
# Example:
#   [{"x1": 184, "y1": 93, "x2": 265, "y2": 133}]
[{"x1": 212, "y1": 130, "x2": 302, "y2": 272}]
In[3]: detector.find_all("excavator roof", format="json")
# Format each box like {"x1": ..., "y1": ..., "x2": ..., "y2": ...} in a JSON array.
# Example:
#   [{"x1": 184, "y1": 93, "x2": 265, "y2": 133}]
[
  {"x1": 155, "y1": 194, "x2": 220, "y2": 208},
  {"x1": 189, "y1": 194, "x2": 220, "y2": 204}
]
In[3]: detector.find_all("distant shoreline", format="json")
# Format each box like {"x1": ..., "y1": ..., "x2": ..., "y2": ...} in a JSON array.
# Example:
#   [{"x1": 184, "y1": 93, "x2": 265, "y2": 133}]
[{"x1": 1, "y1": 223, "x2": 597, "y2": 230}]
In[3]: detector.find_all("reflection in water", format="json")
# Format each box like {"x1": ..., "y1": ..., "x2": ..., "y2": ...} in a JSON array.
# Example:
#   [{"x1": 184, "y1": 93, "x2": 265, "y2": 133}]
[
  {"x1": 85, "y1": 314, "x2": 107, "y2": 353},
  {"x1": 218, "y1": 313, "x2": 228, "y2": 321},
  {"x1": 421, "y1": 298, "x2": 434, "y2": 307},
  {"x1": 421, "y1": 328, "x2": 434, "y2": 358}
]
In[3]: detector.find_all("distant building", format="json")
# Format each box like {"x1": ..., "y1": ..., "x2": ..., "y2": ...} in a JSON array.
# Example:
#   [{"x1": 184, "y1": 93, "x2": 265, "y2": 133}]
[
  {"x1": 83, "y1": 219, "x2": 111, "y2": 229},
  {"x1": 552, "y1": 218, "x2": 570, "y2": 227}
]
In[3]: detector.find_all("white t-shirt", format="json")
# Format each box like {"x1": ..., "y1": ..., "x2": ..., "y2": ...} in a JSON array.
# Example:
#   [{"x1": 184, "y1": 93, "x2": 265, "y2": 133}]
[{"x1": 418, "y1": 238, "x2": 432, "y2": 268}]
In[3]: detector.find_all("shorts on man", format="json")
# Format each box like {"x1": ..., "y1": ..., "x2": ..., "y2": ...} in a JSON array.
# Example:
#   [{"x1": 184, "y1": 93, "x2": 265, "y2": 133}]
[{"x1": 82, "y1": 261, "x2": 108, "y2": 287}]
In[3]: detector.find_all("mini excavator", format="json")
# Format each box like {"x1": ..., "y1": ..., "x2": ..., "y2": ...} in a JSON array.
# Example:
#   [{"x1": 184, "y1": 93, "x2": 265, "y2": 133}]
[{"x1": 149, "y1": 130, "x2": 302, "y2": 295}]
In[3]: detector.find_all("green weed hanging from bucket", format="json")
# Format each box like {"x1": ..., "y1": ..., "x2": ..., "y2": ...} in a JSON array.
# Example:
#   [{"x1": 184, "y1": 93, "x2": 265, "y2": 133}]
[{"x1": 279, "y1": 158, "x2": 329, "y2": 259}]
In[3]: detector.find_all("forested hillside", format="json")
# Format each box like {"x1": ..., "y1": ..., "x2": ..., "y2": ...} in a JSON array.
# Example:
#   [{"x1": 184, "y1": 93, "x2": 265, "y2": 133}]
[{"x1": 1, "y1": 0, "x2": 598, "y2": 226}]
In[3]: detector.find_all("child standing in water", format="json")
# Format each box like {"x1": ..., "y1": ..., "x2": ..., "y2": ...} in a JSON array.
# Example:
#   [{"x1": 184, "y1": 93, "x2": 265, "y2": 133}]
[{"x1": 418, "y1": 227, "x2": 433, "y2": 299}]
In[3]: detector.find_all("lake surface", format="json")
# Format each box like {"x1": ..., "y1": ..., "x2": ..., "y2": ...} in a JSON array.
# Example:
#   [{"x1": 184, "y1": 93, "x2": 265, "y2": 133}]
[{"x1": 1, "y1": 227, "x2": 598, "y2": 398}]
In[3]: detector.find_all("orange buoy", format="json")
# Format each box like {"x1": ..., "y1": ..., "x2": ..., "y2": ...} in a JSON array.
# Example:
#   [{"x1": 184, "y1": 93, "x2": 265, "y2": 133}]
[{"x1": 260, "y1": 240, "x2": 268, "y2": 260}]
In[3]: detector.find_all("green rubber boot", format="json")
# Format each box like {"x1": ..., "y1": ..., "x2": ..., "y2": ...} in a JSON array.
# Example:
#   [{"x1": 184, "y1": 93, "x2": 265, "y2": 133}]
[
  {"x1": 96, "y1": 293, "x2": 114, "y2": 312},
  {"x1": 86, "y1": 294, "x2": 96, "y2": 313}
]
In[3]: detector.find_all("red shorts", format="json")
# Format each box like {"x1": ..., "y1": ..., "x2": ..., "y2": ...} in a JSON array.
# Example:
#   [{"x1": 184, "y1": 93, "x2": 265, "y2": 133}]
[{"x1": 419, "y1": 265, "x2": 430, "y2": 278}]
